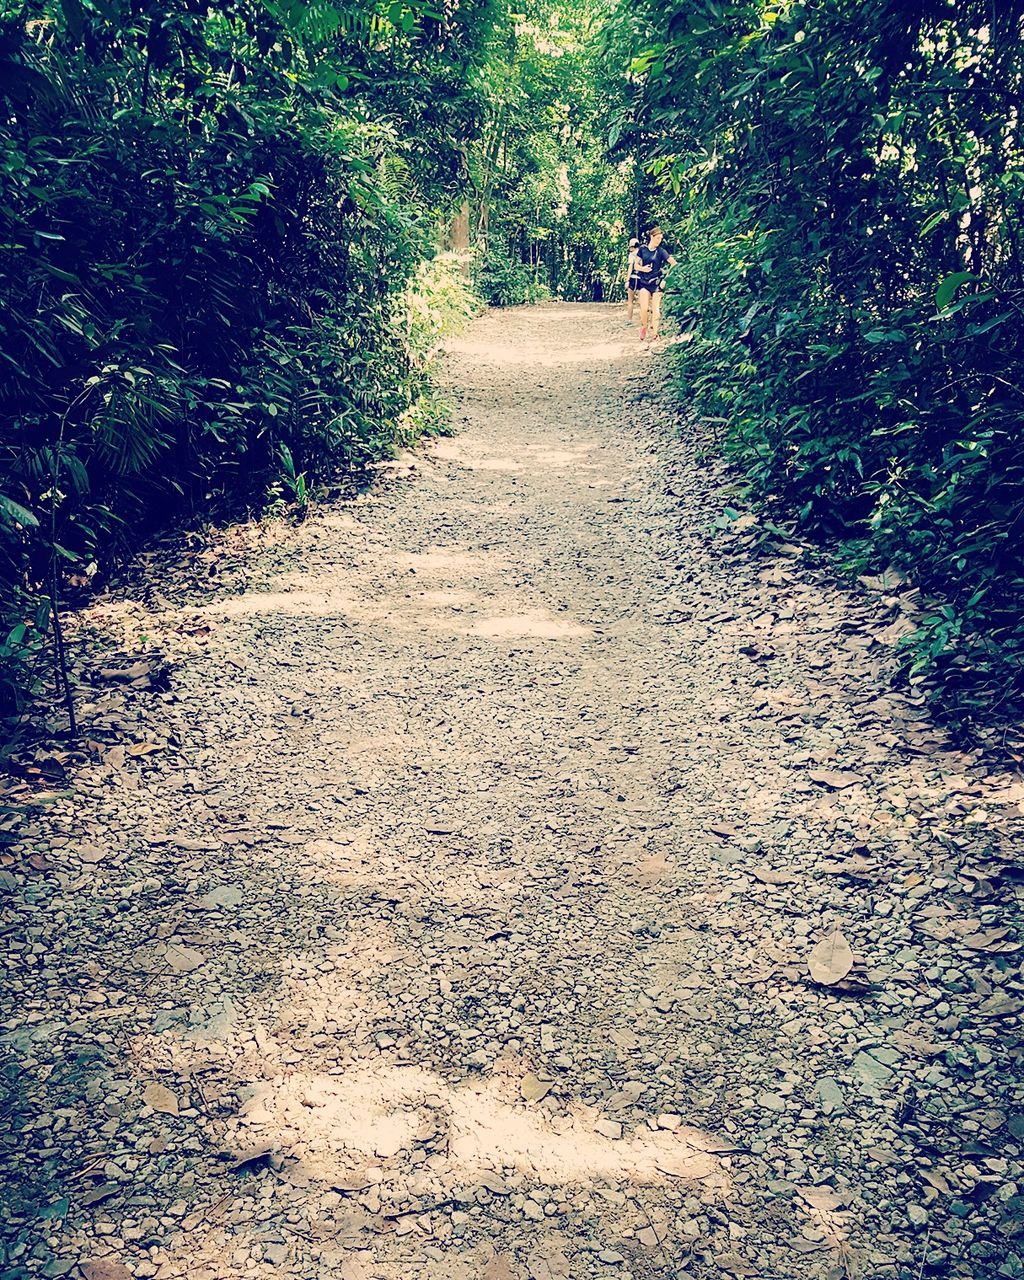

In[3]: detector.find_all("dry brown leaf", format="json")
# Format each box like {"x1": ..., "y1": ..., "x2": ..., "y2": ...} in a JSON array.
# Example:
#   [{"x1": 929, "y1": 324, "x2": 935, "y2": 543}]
[
  {"x1": 605, "y1": 1081, "x2": 645, "y2": 1110},
  {"x1": 808, "y1": 768, "x2": 866, "y2": 790},
  {"x1": 527, "y1": 1245, "x2": 570, "y2": 1280},
  {"x1": 521, "y1": 1073, "x2": 554, "y2": 1103},
  {"x1": 79, "y1": 1184, "x2": 119, "y2": 1208},
  {"x1": 332, "y1": 1173, "x2": 372, "y2": 1193},
  {"x1": 751, "y1": 866, "x2": 795, "y2": 886},
  {"x1": 142, "y1": 1082, "x2": 178, "y2": 1115},
  {"x1": 482, "y1": 1249, "x2": 519, "y2": 1280},
  {"x1": 80, "y1": 1261, "x2": 132, "y2": 1280},
  {"x1": 807, "y1": 927, "x2": 854, "y2": 986},
  {"x1": 979, "y1": 994, "x2": 1024, "y2": 1018}
]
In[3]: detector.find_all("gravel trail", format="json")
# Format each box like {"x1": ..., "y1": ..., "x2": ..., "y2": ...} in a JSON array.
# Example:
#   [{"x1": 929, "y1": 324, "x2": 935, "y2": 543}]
[{"x1": 3, "y1": 304, "x2": 1023, "y2": 1280}]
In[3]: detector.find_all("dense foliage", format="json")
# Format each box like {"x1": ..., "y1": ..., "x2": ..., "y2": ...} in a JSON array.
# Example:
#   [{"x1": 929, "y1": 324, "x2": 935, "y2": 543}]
[
  {"x1": 5, "y1": 0, "x2": 1024, "y2": 730},
  {"x1": 604, "y1": 0, "x2": 1024, "y2": 719},
  {"x1": 0, "y1": 0, "x2": 486, "y2": 716},
  {"x1": 470, "y1": 0, "x2": 628, "y2": 304}
]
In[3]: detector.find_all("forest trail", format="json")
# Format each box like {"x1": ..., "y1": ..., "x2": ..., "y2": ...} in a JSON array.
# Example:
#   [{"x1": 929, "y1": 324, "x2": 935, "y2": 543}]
[{"x1": 4, "y1": 304, "x2": 1023, "y2": 1280}]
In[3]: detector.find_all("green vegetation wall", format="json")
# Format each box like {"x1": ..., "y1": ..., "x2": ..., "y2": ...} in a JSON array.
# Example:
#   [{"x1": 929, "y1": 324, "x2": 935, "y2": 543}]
[
  {"x1": 603, "y1": 0, "x2": 1024, "y2": 719},
  {"x1": 0, "y1": 0, "x2": 489, "y2": 714}
]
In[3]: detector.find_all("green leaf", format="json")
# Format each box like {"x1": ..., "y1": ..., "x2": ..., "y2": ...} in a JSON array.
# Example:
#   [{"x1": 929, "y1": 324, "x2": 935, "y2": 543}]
[
  {"x1": 0, "y1": 494, "x2": 39, "y2": 528},
  {"x1": 935, "y1": 271, "x2": 977, "y2": 312}
]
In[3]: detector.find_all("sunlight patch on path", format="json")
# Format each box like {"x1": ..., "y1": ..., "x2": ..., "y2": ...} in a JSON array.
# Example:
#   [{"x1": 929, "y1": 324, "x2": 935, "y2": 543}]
[
  {"x1": 469, "y1": 609, "x2": 592, "y2": 640},
  {"x1": 227, "y1": 1062, "x2": 727, "y2": 1192}
]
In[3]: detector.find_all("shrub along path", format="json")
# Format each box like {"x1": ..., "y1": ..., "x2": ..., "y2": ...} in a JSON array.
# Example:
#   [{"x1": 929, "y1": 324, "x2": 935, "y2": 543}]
[{"x1": 3, "y1": 304, "x2": 1024, "y2": 1280}]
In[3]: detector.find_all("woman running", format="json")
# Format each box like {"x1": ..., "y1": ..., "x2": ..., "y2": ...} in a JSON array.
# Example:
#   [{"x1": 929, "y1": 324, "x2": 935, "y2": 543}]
[{"x1": 634, "y1": 226, "x2": 676, "y2": 343}]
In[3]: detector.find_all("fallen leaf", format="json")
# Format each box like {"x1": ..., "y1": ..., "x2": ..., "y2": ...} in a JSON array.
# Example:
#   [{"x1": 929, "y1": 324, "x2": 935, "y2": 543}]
[
  {"x1": 340, "y1": 1255, "x2": 370, "y2": 1280},
  {"x1": 979, "y1": 994, "x2": 1024, "y2": 1018},
  {"x1": 807, "y1": 927, "x2": 854, "y2": 986},
  {"x1": 80, "y1": 1261, "x2": 132, "y2": 1280},
  {"x1": 143, "y1": 1082, "x2": 179, "y2": 1115},
  {"x1": 605, "y1": 1081, "x2": 645, "y2": 1110},
  {"x1": 808, "y1": 769, "x2": 866, "y2": 790},
  {"x1": 527, "y1": 1245, "x2": 570, "y2": 1280},
  {"x1": 332, "y1": 1173, "x2": 372, "y2": 1193},
  {"x1": 79, "y1": 1184, "x2": 119, "y2": 1208},
  {"x1": 751, "y1": 866, "x2": 795, "y2": 886},
  {"x1": 482, "y1": 1250, "x2": 519, "y2": 1280},
  {"x1": 127, "y1": 741, "x2": 161, "y2": 756},
  {"x1": 479, "y1": 1171, "x2": 511, "y2": 1195},
  {"x1": 521, "y1": 1073, "x2": 554, "y2": 1103},
  {"x1": 163, "y1": 943, "x2": 203, "y2": 973}
]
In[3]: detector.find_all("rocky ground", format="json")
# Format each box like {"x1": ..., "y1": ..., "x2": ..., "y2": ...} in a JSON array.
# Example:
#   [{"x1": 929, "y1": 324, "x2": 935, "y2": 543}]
[{"x1": 2, "y1": 303, "x2": 1023, "y2": 1280}]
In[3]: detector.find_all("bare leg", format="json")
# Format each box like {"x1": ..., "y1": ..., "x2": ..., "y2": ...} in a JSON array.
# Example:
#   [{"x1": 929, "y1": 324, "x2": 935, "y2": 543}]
[
  {"x1": 649, "y1": 289, "x2": 663, "y2": 340},
  {"x1": 626, "y1": 287, "x2": 635, "y2": 321},
  {"x1": 638, "y1": 288, "x2": 651, "y2": 336}
]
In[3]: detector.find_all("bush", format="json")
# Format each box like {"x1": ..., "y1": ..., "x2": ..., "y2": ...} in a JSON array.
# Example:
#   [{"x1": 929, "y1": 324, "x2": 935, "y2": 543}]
[
  {"x1": 0, "y1": 2, "x2": 488, "y2": 719},
  {"x1": 477, "y1": 245, "x2": 552, "y2": 307},
  {"x1": 609, "y1": 0, "x2": 1024, "y2": 721}
]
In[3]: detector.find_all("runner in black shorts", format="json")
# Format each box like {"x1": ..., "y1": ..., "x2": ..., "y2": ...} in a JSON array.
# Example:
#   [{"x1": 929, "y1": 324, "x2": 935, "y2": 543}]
[{"x1": 635, "y1": 225, "x2": 676, "y2": 343}]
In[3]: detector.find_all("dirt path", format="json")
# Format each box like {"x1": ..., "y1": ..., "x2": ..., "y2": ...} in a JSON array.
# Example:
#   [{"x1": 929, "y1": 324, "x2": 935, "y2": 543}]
[{"x1": 4, "y1": 304, "x2": 1023, "y2": 1280}]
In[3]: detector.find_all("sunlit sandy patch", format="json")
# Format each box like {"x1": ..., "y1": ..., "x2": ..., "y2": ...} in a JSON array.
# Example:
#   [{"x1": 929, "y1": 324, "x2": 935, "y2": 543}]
[
  {"x1": 469, "y1": 609, "x2": 591, "y2": 640},
  {"x1": 428, "y1": 441, "x2": 522, "y2": 470},
  {"x1": 418, "y1": 589, "x2": 477, "y2": 607},
  {"x1": 395, "y1": 547, "x2": 500, "y2": 575},
  {"x1": 226, "y1": 1062, "x2": 727, "y2": 1193},
  {"x1": 203, "y1": 586, "x2": 367, "y2": 620}
]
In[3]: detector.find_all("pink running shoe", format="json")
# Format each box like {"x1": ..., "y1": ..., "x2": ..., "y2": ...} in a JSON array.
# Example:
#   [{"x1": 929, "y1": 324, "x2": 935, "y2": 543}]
[{"x1": 639, "y1": 327, "x2": 647, "y2": 341}]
